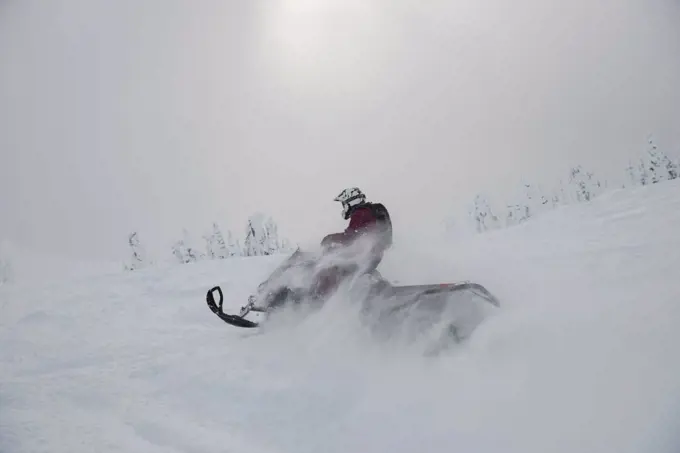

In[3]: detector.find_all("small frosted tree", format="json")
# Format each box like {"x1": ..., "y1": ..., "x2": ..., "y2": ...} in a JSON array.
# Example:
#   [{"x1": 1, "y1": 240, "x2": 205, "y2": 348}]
[
  {"x1": 504, "y1": 204, "x2": 530, "y2": 227},
  {"x1": 637, "y1": 159, "x2": 650, "y2": 186},
  {"x1": 183, "y1": 229, "x2": 201, "y2": 262},
  {"x1": 203, "y1": 233, "x2": 216, "y2": 259},
  {"x1": 243, "y1": 219, "x2": 257, "y2": 256},
  {"x1": 518, "y1": 182, "x2": 551, "y2": 221},
  {"x1": 125, "y1": 232, "x2": 147, "y2": 271},
  {"x1": 263, "y1": 216, "x2": 292, "y2": 254},
  {"x1": 470, "y1": 195, "x2": 500, "y2": 232},
  {"x1": 645, "y1": 136, "x2": 678, "y2": 183},
  {"x1": 500, "y1": 180, "x2": 560, "y2": 228},
  {"x1": 227, "y1": 230, "x2": 241, "y2": 257},
  {"x1": 211, "y1": 223, "x2": 229, "y2": 259},
  {"x1": 203, "y1": 222, "x2": 227, "y2": 260},
  {"x1": 172, "y1": 239, "x2": 188, "y2": 263},
  {"x1": 628, "y1": 136, "x2": 679, "y2": 186},
  {"x1": 242, "y1": 213, "x2": 291, "y2": 255},
  {"x1": 646, "y1": 137, "x2": 662, "y2": 184},
  {"x1": 243, "y1": 213, "x2": 267, "y2": 256},
  {"x1": 263, "y1": 217, "x2": 279, "y2": 255},
  {"x1": 664, "y1": 154, "x2": 679, "y2": 180},
  {"x1": 171, "y1": 229, "x2": 201, "y2": 263},
  {"x1": 568, "y1": 166, "x2": 602, "y2": 202}
]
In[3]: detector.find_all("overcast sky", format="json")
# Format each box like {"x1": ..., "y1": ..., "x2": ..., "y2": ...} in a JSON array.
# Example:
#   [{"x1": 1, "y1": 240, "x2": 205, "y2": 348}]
[{"x1": 1, "y1": 0, "x2": 679, "y2": 262}]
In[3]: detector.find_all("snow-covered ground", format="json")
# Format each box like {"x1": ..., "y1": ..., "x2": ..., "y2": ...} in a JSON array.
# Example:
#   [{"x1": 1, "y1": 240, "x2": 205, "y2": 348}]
[{"x1": 2, "y1": 180, "x2": 680, "y2": 453}]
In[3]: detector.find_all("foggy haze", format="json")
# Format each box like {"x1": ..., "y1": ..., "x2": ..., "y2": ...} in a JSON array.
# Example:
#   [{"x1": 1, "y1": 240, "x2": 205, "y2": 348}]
[{"x1": 1, "y1": 0, "x2": 679, "y2": 263}]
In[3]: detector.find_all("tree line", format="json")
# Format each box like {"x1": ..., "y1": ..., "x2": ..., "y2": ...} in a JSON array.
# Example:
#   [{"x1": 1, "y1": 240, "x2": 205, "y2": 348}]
[
  {"x1": 124, "y1": 213, "x2": 295, "y2": 271},
  {"x1": 467, "y1": 136, "x2": 679, "y2": 232}
]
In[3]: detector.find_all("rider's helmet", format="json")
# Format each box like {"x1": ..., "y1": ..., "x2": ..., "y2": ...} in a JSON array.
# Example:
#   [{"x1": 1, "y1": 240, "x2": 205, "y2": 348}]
[{"x1": 334, "y1": 187, "x2": 367, "y2": 220}]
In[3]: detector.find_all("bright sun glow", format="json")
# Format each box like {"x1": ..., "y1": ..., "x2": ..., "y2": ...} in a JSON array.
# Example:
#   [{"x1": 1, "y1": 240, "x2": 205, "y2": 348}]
[{"x1": 257, "y1": 0, "x2": 386, "y2": 93}]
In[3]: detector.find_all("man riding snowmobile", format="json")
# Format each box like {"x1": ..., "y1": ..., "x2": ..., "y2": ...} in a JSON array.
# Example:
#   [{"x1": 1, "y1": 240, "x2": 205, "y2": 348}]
[
  {"x1": 323, "y1": 187, "x2": 392, "y2": 267},
  {"x1": 312, "y1": 187, "x2": 393, "y2": 298},
  {"x1": 251, "y1": 187, "x2": 392, "y2": 310},
  {"x1": 207, "y1": 187, "x2": 499, "y2": 335}
]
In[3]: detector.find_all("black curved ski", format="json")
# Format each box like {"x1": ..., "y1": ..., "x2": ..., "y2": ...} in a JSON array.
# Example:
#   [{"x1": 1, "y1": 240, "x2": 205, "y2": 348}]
[{"x1": 206, "y1": 286, "x2": 260, "y2": 328}]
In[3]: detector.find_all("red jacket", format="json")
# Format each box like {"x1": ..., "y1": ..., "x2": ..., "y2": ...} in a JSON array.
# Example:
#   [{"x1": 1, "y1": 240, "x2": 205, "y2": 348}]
[{"x1": 321, "y1": 205, "x2": 389, "y2": 250}]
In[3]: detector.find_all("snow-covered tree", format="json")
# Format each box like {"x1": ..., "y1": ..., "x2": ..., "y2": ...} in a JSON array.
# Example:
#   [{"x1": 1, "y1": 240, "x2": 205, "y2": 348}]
[
  {"x1": 518, "y1": 182, "x2": 551, "y2": 221},
  {"x1": 242, "y1": 213, "x2": 292, "y2": 256},
  {"x1": 212, "y1": 223, "x2": 229, "y2": 258},
  {"x1": 264, "y1": 216, "x2": 291, "y2": 255},
  {"x1": 664, "y1": 154, "x2": 679, "y2": 181},
  {"x1": 185, "y1": 229, "x2": 202, "y2": 262},
  {"x1": 243, "y1": 213, "x2": 269, "y2": 256},
  {"x1": 202, "y1": 222, "x2": 230, "y2": 260},
  {"x1": 637, "y1": 159, "x2": 650, "y2": 186},
  {"x1": 171, "y1": 229, "x2": 202, "y2": 263},
  {"x1": 264, "y1": 217, "x2": 279, "y2": 255},
  {"x1": 171, "y1": 239, "x2": 188, "y2": 263},
  {"x1": 547, "y1": 180, "x2": 568, "y2": 208},
  {"x1": 647, "y1": 140, "x2": 662, "y2": 184},
  {"x1": 124, "y1": 232, "x2": 147, "y2": 271},
  {"x1": 243, "y1": 218, "x2": 258, "y2": 256},
  {"x1": 504, "y1": 204, "x2": 530, "y2": 226},
  {"x1": 645, "y1": 136, "x2": 678, "y2": 183},
  {"x1": 203, "y1": 233, "x2": 216, "y2": 259},
  {"x1": 469, "y1": 195, "x2": 500, "y2": 232},
  {"x1": 227, "y1": 230, "x2": 241, "y2": 257},
  {"x1": 626, "y1": 136, "x2": 679, "y2": 187},
  {"x1": 568, "y1": 166, "x2": 602, "y2": 203}
]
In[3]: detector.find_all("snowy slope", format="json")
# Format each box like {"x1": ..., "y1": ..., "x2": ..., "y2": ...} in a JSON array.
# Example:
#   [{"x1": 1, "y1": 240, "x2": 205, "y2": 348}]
[{"x1": 2, "y1": 181, "x2": 680, "y2": 453}]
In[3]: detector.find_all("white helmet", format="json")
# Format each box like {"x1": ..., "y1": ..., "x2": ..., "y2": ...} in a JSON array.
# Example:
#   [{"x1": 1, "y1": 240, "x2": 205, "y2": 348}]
[{"x1": 334, "y1": 187, "x2": 367, "y2": 220}]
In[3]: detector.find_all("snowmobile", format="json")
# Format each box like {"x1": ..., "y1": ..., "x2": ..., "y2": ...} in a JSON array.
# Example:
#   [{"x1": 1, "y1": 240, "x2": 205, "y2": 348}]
[{"x1": 206, "y1": 247, "x2": 500, "y2": 343}]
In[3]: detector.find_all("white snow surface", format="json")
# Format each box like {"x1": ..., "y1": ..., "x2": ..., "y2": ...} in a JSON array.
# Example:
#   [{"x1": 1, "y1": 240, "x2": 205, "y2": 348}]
[{"x1": 2, "y1": 181, "x2": 680, "y2": 453}]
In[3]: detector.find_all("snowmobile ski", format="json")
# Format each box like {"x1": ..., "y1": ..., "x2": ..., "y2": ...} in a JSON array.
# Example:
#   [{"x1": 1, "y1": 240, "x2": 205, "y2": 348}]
[{"x1": 206, "y1": 286, "x2": 261, "y2": 328}]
